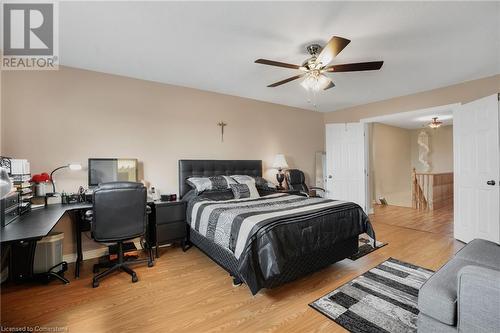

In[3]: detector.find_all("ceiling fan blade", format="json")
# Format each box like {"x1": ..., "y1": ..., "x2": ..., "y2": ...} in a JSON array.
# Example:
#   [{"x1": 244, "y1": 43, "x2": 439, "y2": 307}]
[
  {"x1": 324, "y1": 61, "x2": 384, "y2": 72},
  {"x1": 315, "y1": 36, "x2": 351, "y2": 66},
  {"x1": 323, "y1": 81, "x2": 335, "y2": 90},
  {"x1": 267, "y1": 74, "x2": 304, "y2": 87},
  {"x1": 255, "y1": 59, "x2": 302, "y2": 69}
]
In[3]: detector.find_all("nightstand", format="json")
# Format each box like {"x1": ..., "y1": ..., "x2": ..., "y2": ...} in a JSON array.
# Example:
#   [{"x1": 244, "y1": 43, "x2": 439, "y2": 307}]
[{"x1": 148, "y1": 201, "x2": 187, "y2": 258}]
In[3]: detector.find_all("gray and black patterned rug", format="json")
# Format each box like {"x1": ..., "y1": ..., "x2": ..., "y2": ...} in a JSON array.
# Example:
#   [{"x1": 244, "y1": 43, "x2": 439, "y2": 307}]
[{"x1": 310, "y1": 258, "x2": 434, "y2": 333}]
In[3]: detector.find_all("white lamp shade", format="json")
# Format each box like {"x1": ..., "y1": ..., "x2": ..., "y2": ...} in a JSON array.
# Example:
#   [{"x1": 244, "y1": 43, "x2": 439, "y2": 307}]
[
  {"x1": 272, "y1": 154, "x2": 289, "y2": 169},
  {"x1": 68, "y1": 163, "x2": 82, "y2": 170}
]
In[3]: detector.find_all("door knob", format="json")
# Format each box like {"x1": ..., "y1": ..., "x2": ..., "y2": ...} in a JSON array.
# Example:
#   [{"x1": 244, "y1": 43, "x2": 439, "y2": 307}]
[{"x1": 486, "y1": 180, "x2": 496, "y2": 186}]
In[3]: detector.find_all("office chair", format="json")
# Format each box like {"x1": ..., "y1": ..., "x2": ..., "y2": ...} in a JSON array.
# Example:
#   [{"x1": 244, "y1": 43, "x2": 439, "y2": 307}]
[
  {"x1": 285, "y1": 169, "x2": 325, "y2": 197},
  {"x1": 85, "y1": 182, "x2": 154, "y2": 288}
]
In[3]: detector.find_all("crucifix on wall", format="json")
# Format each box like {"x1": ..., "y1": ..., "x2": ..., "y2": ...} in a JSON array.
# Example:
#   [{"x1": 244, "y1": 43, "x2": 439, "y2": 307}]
[{"x1": 217, "y1": 121, "x2": 227, "y2": 142}]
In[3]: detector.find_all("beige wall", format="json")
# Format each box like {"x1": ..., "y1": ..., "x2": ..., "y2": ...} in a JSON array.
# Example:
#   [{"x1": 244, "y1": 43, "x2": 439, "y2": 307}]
[
  {"x1": 324, "y1": 74, "x2": 500, "y2": 123},
  {"x1": 370, "y1": 123, "x2": 412, "y2": 207},
  {"x1": 410, "y1": 125, "x2": 453, "y2": 173},
  {"x1": 1, "y1": 66, "x2": 325, "y2": 255}
]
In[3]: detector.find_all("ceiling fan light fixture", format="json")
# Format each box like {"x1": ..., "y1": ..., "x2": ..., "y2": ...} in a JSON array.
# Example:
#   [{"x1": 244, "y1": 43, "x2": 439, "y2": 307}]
[
  {"x1": 300, "y1": 72, "x2": 330, "y2": 92},
  {"x1": 428, "y1": 117, "x2": 443, "y2": 129}
]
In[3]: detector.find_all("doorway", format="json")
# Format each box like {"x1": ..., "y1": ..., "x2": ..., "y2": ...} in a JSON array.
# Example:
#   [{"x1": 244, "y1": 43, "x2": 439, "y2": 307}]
[
  {"x1": 362, "y1": 104, "x2": 458, "y2": 235},
  {"x1": 325, "y1": 96, "x2": 499, "y2": 243}
]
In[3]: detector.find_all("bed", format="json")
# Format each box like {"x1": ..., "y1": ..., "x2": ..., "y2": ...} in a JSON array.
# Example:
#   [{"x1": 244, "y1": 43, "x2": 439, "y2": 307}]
[{"x1": 179, "y1": 159, "x2": 375, "y2": 295}]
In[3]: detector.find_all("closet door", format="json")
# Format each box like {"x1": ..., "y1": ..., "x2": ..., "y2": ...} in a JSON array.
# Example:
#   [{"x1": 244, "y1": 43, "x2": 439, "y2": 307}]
[
  {"x1": 325, "y1": 123, "x2": 367, "y2": 212},
  {"x1": 454, "y1": 94, "x2": 499, "y2": 244}
]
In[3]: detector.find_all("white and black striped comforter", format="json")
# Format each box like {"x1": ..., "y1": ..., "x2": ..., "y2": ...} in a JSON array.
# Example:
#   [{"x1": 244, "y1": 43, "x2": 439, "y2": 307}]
[{"x1": 188, "y1": 193, "x2": 374, "y2": 260}]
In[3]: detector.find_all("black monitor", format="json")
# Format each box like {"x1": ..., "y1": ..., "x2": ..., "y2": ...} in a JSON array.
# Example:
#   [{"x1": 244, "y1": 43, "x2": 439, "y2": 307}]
[{"x1": 88, "y1": 158, "x2": 138, "y2": 186}]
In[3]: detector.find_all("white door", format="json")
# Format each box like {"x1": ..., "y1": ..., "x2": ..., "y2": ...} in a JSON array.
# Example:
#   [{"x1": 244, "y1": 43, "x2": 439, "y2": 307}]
[
  {"x1": 454, "y1": 94, "x2": 500, "y2": 244},
  {"x1": 325, "y1": 123, "x2": 367, "y2": 212}
]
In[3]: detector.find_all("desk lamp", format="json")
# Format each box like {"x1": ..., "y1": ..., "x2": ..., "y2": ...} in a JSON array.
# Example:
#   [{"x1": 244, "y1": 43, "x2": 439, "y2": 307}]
[
  {"x1": 48, "y1": 163, "x2": 82, "y2": 196},
  {"x1": 272, "y1": 154, "x2": 288, "y2": 190}
]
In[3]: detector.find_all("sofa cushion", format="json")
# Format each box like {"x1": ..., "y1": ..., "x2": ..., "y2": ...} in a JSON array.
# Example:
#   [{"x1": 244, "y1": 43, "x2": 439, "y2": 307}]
[
  {"x1": 418, "y1": 258, "x2": 478, "y2": 325},
  {"x1": 455, "y1": 239, "x2": 500, "y2": 269}
]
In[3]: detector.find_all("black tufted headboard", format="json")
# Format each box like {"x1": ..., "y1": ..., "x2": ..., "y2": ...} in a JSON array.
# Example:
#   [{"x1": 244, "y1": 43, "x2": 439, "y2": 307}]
[{"x1": 178, "y1": 160, "x2": 262, "y2": 198}]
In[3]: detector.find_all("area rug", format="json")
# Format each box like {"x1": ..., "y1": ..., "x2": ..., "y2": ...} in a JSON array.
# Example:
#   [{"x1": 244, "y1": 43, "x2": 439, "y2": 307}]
[
  {"x1": 349, "y1": 234, "x2": 388, "y2": 260},
  {"x1": 310, "y1": 258, "x2": 434, "y2": 333}
]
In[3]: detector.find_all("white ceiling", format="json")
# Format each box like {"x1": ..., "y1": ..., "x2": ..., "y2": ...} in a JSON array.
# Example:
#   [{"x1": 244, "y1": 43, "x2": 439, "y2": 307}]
[
  {"x1": 59, "y1": 2, "x2": 500, "y2": 112},
  {"x1": 362, "y1": 104, "x2": 456, "y2": 129}
]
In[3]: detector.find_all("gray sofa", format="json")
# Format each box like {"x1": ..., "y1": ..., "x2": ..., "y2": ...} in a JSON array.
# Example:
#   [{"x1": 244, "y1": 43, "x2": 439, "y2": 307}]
[{"x1": 418, "y1": 239, "x2": 500, "y2": 332}]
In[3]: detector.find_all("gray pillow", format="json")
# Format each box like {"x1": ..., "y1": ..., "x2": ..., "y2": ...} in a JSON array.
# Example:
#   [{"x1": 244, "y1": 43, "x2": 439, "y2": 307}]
[
  {"x1": 230, "y1": 184, "x2": 251, "y2": 199},
  {"x1": 187, "y1": 175, "x2": 236, "y2": 193},
  {"x1": 254, "y1": 176, "x2": 276, "y2": 189},
  {"x1": 231, "y1": 175, "x2": 276, "y2": 190}
]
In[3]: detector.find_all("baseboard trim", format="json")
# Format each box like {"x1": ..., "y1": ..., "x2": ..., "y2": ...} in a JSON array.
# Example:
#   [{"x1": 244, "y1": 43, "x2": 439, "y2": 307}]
[{"x1": 63, "y1": 241, "x2": 142, "y2": 263}]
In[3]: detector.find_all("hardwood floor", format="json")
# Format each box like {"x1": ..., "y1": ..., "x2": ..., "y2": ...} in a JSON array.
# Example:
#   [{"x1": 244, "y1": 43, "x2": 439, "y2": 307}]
[
  {"x1": 372, "y1": 203, "x2": 454, "y2": 235},
  {"x1": 1, "y1": 210, "x2": 463, "y2": 333}
]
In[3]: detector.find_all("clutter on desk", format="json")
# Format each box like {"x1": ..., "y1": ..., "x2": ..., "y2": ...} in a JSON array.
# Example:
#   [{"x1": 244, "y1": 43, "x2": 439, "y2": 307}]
[
  {"x1": 1, "y1": 157, "x2": 32, "y2": 216},
  {"x1": 1, "y1": 191, "x2": 19, "y2": 227}
]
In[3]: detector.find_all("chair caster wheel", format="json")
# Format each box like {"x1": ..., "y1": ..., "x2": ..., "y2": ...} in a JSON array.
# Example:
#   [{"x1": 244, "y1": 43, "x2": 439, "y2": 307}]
[
  {"x1": 92, "y1": 280, "x2": 99, "y2": 288},
  {"x1": 132, "y1": 274, "x2": 138, "y2": 283},
  {"x1": 148, "y1": 260, "x2": 154, "y2": 267}
]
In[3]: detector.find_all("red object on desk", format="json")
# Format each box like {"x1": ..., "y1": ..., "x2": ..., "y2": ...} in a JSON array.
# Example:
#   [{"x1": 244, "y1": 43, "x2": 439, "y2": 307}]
[{"x1": 31, "y1": 173, "x2": 50, "y2": 183}]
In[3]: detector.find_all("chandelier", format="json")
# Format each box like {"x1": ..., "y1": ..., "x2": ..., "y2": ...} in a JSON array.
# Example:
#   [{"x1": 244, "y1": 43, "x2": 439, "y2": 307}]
[{"x1": 428, "y1": 117, "x2": 443, "y2": 129}]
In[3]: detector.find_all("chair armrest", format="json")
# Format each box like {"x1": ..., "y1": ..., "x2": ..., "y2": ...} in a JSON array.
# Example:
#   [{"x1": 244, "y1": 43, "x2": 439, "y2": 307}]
[
  {"x1": 84, "y1": 209, "x2": 93, "y2": 222},
  {"x1": 146, "y1": 205, "x2": 152, "y2": 215},
  {"x1": 457, "y1": 265, "x2": 500, "y2": 332}
]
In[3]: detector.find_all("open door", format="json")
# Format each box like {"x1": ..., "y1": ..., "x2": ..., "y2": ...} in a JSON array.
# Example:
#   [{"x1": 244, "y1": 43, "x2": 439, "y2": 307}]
[
  {"x1": 325, "y1": 123, "x2": 368, "y2": 212},
  {"x1": 454, "y1": 94, "x2": 499, "y2": 244}
]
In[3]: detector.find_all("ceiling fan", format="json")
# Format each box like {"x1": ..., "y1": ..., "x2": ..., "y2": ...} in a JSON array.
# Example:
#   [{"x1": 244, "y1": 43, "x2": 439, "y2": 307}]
[{"x1": 255, "y1": 36, "x2": 383, "y2": 93}]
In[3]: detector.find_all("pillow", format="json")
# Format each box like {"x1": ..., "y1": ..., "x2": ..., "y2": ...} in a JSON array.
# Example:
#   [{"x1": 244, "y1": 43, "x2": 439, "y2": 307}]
[
  {"x1": 231, "y1": 175, "x2": 276, "y2": 190},
  {"x1": 231, "y1": 175, "x2": 254, "y2": 184},
  {"x1": 230, "y1": 184, "x2": 251, "y2": 199},
  {"x1": 253, "y1": 176, "x2": 276, "y2": 190},
  {"x1": 198, "y1": 189, "x2": 235, "y2": 201},
  {"x1": 230, "y1": 182, "x2": 260, "y2": 199},
  {"x1": 186, "y1": 175, "x2": 236, "y2": 193}
]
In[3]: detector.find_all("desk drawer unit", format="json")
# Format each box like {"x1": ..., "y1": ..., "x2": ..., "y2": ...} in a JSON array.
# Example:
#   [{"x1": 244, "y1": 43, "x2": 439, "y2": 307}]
[{"x1": 150, "y1": 201, "x2": 187, "y2": 257}]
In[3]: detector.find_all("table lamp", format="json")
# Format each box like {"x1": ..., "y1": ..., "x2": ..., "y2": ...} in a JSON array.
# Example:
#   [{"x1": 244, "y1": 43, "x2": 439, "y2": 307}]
[
  {"x1": 48, "y1": 163, "x2": 82, "y2": 195},
  {"x1": 272, "y1": 154, "x2": 288, "y2": 190}
]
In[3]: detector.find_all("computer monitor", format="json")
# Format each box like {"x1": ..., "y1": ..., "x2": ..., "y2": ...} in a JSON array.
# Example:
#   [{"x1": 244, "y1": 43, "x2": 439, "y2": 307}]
[{"x1": 88, "y1": 158, "x2": 138, "y2": 186}]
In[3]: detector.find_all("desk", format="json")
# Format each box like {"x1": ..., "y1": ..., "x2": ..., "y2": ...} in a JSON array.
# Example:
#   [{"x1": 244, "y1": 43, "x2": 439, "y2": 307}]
[
  {"x1": 0, "y1": 203, "x2": 92, "y2": 281},
  {"x1": 1, "y1": 201, "x2": 156, "y2": 282}
]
